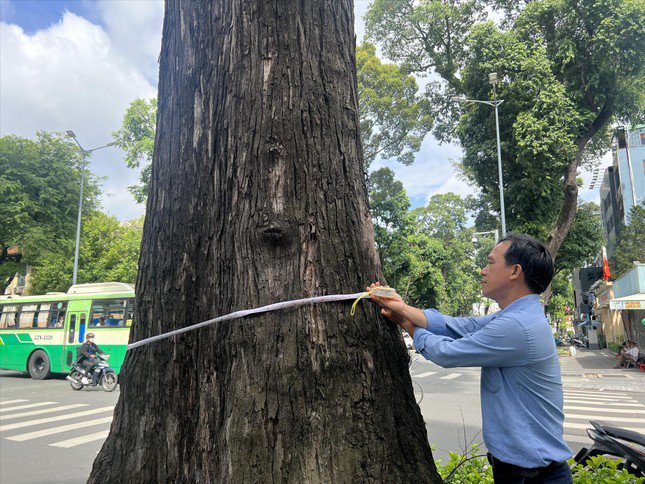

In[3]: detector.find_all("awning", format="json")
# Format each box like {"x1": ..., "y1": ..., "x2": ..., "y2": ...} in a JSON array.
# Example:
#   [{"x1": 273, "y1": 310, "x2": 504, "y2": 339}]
[{"x1": 609, "y1": 294, "x2": 645, "y2": 310}]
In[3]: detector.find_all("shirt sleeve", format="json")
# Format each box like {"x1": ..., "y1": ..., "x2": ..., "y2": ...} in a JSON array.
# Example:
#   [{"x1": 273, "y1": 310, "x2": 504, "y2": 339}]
[
  {"x1": 423, "y1": 309, "x2": 497, "y2": 338},
  {"x1": 413, "y1": 315, "x2": 530, "y2": 368}
]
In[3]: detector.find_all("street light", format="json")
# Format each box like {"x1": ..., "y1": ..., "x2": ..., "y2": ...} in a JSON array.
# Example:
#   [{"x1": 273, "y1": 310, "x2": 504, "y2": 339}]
[
  {"x1": 451, "y1": 72, "x2": 506, "y2": 237},
  {"x1": 472, "y1": 229, "x2": 500, "y2": 245},
  {"x1": 66, "y1": 131, "x2": 117, "y2": 286}
]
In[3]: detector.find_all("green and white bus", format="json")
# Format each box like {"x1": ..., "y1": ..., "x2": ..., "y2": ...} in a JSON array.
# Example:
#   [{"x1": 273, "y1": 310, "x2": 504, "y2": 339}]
[{"x1": 0, "y1": 282, "x2": 134, "y2": 379}]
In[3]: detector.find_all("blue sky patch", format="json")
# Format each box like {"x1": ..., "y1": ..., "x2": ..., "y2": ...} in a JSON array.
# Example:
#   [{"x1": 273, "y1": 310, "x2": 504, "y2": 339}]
[{"x1": 0, "y1": 0, "x2": 102, "y2": 34}]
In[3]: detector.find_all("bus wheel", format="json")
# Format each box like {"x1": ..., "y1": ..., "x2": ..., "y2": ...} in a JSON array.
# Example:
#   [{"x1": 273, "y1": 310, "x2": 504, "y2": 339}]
[{"x1": 28, "y1": 350, "x2": 51, "y2": 380}]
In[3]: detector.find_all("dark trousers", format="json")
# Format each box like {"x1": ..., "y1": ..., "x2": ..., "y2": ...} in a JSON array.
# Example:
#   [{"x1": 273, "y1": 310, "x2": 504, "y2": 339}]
[
  {"x1": 488, "y1": 453, "x2": 573, "y2": 484},
  {"x1": 80, "y1": 360, "x2": 99, "y2": 383}
]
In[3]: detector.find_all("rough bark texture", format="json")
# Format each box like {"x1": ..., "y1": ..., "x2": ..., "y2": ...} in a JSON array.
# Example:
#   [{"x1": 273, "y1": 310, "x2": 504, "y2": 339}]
[{"x1": 89, "y1": 1, "x2": 440, "y2": 482}]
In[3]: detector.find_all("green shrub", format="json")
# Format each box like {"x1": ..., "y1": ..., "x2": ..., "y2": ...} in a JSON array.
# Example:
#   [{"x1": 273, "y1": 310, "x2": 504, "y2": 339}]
[
  {"x1": 570, "y1": 455, "x2": 644, "y2": 483},
  {"x1": 434, "y1": 449, "x2": 643, "y2": 484}
]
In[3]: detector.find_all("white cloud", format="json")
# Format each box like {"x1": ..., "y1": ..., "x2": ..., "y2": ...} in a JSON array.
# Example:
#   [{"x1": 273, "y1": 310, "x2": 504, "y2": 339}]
[
  {"x1": 371, "y1": 137, "x2": 467, "y2": 206},
  {"x1": 96, "y1": 0, "x2": 163, "y2": 84},
  {"x1": 0, "y1": 9, "x2": 159, "y2": 221}
]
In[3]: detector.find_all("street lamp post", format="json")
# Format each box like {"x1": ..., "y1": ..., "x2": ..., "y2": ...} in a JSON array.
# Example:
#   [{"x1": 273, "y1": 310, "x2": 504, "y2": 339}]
[
  {"x1": 66, "y1": 131, "x2": 116, "y2": 286},
  {"x1": 451, "y1": 72, "x2": 507, "y2": 237}
]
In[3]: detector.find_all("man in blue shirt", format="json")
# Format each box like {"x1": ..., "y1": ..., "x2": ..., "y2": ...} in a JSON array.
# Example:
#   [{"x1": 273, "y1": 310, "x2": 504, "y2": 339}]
[{"x1": 369, "y1": 234, "x2": 572, "y2": 483}]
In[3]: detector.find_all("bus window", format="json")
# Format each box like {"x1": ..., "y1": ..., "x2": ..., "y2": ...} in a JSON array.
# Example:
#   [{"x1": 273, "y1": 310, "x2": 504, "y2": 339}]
[
  {"x1": 18, "y1": 304, "x2": 39, "y2": 328},
  {"x1": 91, "y1": 298, "x2": 134, "y2": 327},
  {"x1": 0, "y1": 304, "x2": 20, "y2": 329},
  {"x1": 49, "y1": 302, "x2": 67, "y2": 328},
  {"x1": 33, "y1": 303, "x2": 50, "y2": 328},
  {"x1": 79, "y1": 314, "x2": 86, "y2": 343},
  {"x1": 68, "y1": 314, "x2": 76, "y2": 344}
]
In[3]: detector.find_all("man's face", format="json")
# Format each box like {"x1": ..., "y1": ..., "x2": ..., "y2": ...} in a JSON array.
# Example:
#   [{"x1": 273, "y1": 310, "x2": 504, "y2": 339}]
[{"x1": 480, "y1": 241, "x2": 515, "y2": 301}]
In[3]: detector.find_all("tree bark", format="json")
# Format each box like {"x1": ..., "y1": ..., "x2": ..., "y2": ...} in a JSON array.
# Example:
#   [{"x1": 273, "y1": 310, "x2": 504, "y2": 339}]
[{"x1": 89, "y1": 1, "x2": 440, "y2": 482}]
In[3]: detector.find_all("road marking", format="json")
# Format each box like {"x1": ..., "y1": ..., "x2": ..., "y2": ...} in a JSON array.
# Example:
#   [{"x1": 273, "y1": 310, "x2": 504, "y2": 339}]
[
  {"x1": 563, "y1": 433, "x2": 593, "y2": 444},
  {"x1": 563, "y1": 392, "x2": 633, "y2": 400},
  {"x1": 565, "y1": 414, "x2": 645, "y2": 424},
  {"x1": 440, "y1": 373, "x2": 461, "y2": 380},
  {"x1": 0, "y1": 402, "x2": 58, "y2": 413},
  {"x1": 0, "y1": 404, "x2": 87, "y2": 421},
  {"x1": 564, "y1": 421, "x2": 645, "y2": 433},
  {"x1": 564, "y1": 405, "x2": 645, "y2": 415},
  {"x1": 413, "y1": 371, "x2": 437, "y2": 378},
  {"x1": 50, "y1": 430, "x2": 110, "y2": 448},
  {"x1": 7, "y1": 416, "x2": 114, "y2": 442},
  {"x1": 0, "y1": 406, "x2": 115, "y2": 432},
  {"x1": 0, "y1": 400, "x2": 28, "y2": 406},
  {"x1": 564, "y1": 398, "x2": 641, "y2": 406}
]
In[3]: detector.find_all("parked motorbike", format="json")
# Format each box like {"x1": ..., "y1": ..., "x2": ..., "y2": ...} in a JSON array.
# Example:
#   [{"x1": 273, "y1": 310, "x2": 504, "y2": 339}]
[
  {"x1": 573, "y1": 420, "x2": 645, "y2": 476},
  {"x1": 66, "y1": 354, "x2": 118, "y2": 392},
  {"x1": 570, "y1": 337, "x2": 586, "y2": 348}
]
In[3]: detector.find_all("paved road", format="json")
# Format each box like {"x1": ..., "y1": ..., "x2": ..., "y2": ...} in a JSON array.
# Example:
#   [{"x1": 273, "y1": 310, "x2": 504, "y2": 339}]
[
  {"x1": 0, "y1": 370, "x2": 119, "y2": 484},
  {"x1": 410, "y1": 353, "x2": 645, "y2": 463},
  {"x1": 2, "y1": 358, "x2": 645, "y2": 483}
]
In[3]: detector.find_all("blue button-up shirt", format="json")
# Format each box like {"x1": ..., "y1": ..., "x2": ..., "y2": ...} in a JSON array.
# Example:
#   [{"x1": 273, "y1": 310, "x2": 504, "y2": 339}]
[{"x1": 413, "y1": 294, "x2": 572, "y2": 468}]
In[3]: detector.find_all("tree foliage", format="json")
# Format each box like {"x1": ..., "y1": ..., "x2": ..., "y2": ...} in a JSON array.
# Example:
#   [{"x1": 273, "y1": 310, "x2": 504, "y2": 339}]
[
  {"x1": 610, "y1": 205, "x2": 645, "y2": 279},
  {"x1": 366, "y1": 0, "x2": 645, "y2": 259},
  {"x1": 112, "y1": 98, "x2": 157, "y2": 203},
  {"x1": 370, "y1": 168, "x2": 481, "y2": 315},
  {"x1": 29, "y1": 212, "x2": 142, "y2": 294},
  {"x1": 0, "y1": 132, "x2": 101, "y2": 283},
  {"x1": 357, "y1": 42, "x2": 433, "y2": 167},
  {"x1": 554, "y1": 202, "x2": 605, "y2": 275}
]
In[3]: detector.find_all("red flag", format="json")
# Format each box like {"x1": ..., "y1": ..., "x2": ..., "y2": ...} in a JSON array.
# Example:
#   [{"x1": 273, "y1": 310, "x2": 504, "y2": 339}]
[{"x1": 603, "y1": 256, "x2": 611, "y2": 282}]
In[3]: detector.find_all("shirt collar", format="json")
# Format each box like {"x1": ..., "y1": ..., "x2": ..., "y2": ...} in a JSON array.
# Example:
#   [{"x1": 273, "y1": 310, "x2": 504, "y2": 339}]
[{"x1": 491, "y1": 294, "x2": 541, "y2": 320}]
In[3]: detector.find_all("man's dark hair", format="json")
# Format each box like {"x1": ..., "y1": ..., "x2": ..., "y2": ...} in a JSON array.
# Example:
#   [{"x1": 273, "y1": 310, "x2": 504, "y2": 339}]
[{"x1": 499, "y1": 233, "x2": 553, "y2": 294}]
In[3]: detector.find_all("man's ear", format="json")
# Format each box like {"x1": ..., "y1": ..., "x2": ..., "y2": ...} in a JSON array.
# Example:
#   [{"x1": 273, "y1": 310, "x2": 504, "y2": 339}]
[{"x1": 509, "y1": 264, "x2": 523, "y2": 281}]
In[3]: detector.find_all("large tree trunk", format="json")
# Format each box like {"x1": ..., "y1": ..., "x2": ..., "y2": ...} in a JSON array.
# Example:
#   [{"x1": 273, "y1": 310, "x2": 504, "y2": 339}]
[{"x1": 89, "y1": 1, "x2": 440, "y2": 482}]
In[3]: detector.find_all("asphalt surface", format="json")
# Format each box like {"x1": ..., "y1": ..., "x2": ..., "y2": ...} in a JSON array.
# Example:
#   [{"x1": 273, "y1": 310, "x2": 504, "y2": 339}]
[{"x1": 1, "y1": 348, "x2": 644, "y2": 483}]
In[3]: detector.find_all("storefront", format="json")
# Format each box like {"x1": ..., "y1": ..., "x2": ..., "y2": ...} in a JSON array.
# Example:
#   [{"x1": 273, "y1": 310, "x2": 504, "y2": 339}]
[{"x1": 609, "y1": 264, "x2": 645, "y2": 349}]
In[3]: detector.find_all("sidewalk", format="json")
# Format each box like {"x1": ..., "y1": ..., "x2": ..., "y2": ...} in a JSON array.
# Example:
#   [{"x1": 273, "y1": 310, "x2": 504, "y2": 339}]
[{"x1": 559, "y1": 347, "x2": 645, "y2": 393}]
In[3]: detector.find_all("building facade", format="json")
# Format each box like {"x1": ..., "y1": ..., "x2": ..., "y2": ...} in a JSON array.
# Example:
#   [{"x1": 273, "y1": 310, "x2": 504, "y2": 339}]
[{"x1": 600, "y1": 125, "x2": 645, "y2": 256}]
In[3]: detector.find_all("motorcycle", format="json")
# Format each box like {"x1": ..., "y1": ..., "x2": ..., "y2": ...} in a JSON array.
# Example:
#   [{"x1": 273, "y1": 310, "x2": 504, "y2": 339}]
[
  {"x1": 66, "y1": 354, "x2": 118, "y2": 392},
  {"x1": 573, "y1": 420, "x2": 645, "y2": 476},
  {"x1": 569, "y1": 337, "x2": 586, "y2": 348}
]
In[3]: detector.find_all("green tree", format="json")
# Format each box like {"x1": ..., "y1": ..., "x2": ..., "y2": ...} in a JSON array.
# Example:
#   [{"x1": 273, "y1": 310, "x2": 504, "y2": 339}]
[
  {"x1": 369, "y1": 167, "x2": 413, "y2": 277},
  {"x1": 554, "y1": 202, "x2": 605, "y2": 275},
  {"x1": 610, "y1": 205, "x2": 645, "y2": 279},
  {"x1": 413, "y1": 193, "x2": 482, "y2": 315},
  {"x1": 357, "y1": 42, "x2": 433, "y2": 167},
  {"x1": 366, "y1": 0, "x2": 645, "y2": 259},
  {"x1": 369, "y1": 171, "x2": 482, "y2": 315},
  {"x1": 29, "y1": 212, "x2": 143, "y2": 294},
  {"x1": 0, "y1": 132, "x2": 101, "y2": 283},
  {"x1": 548, "y1": 271, "x2": 574, "y2": 335},
  {"x1": 112, "y1": 98, "x2": 157, "y2": 203}
]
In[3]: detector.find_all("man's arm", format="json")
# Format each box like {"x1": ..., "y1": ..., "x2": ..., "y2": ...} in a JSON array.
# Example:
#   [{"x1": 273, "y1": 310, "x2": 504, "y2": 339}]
[
  {"x1": 423, "y1": 309, "x2": 496, "y2": 338},
  {"x1": 409, "y1": 316, "x2": 530, "y2": 368}
]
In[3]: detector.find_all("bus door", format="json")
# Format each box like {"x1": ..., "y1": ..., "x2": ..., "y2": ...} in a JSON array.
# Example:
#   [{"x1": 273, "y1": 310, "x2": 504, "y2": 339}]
[{"x1": 62, "y1": 312, "x2": 88, "y2": 370}]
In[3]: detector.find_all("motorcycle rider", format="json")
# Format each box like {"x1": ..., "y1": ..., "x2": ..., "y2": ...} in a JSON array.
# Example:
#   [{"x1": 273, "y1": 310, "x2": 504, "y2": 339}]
[{"x1": 77, "y1": 332, "x2": 107, "y2": 385}]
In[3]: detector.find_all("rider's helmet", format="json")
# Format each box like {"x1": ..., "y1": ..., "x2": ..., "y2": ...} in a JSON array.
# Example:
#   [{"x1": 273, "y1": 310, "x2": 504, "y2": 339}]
[{"x1": 85, "y1": 332, "x2": 95, "y2": 340}]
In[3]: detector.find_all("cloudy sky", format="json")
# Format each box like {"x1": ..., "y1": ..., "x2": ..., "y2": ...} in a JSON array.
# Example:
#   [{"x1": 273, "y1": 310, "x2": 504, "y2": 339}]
[{"x1": 0, "y1": 0, "x2": 605, "y2": 222}]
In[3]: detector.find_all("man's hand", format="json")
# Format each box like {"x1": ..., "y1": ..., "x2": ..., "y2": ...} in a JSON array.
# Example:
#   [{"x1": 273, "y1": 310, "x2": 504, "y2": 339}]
[{"x1": 366, "y1": 281, "x2": 429, "y2": 329}]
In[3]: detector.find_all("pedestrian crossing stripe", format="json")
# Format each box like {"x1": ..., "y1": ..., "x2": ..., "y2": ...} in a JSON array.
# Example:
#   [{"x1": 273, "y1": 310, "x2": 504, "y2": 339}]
[
  {"x1": 50, "y1": 430, "x2": 110, "y2": 448},
  {"x1": 0, "y1": 402, "x2": 58, "y2": 413},
  {"x1": 7, "y1": 416, "x2": 114, "y2": 442},
  {"x1": 0, "y1": 403, "x2": 88, "y2": 421},
  {"x1": 0, "y1": 406, "x2": 114, "y2": 432}
]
